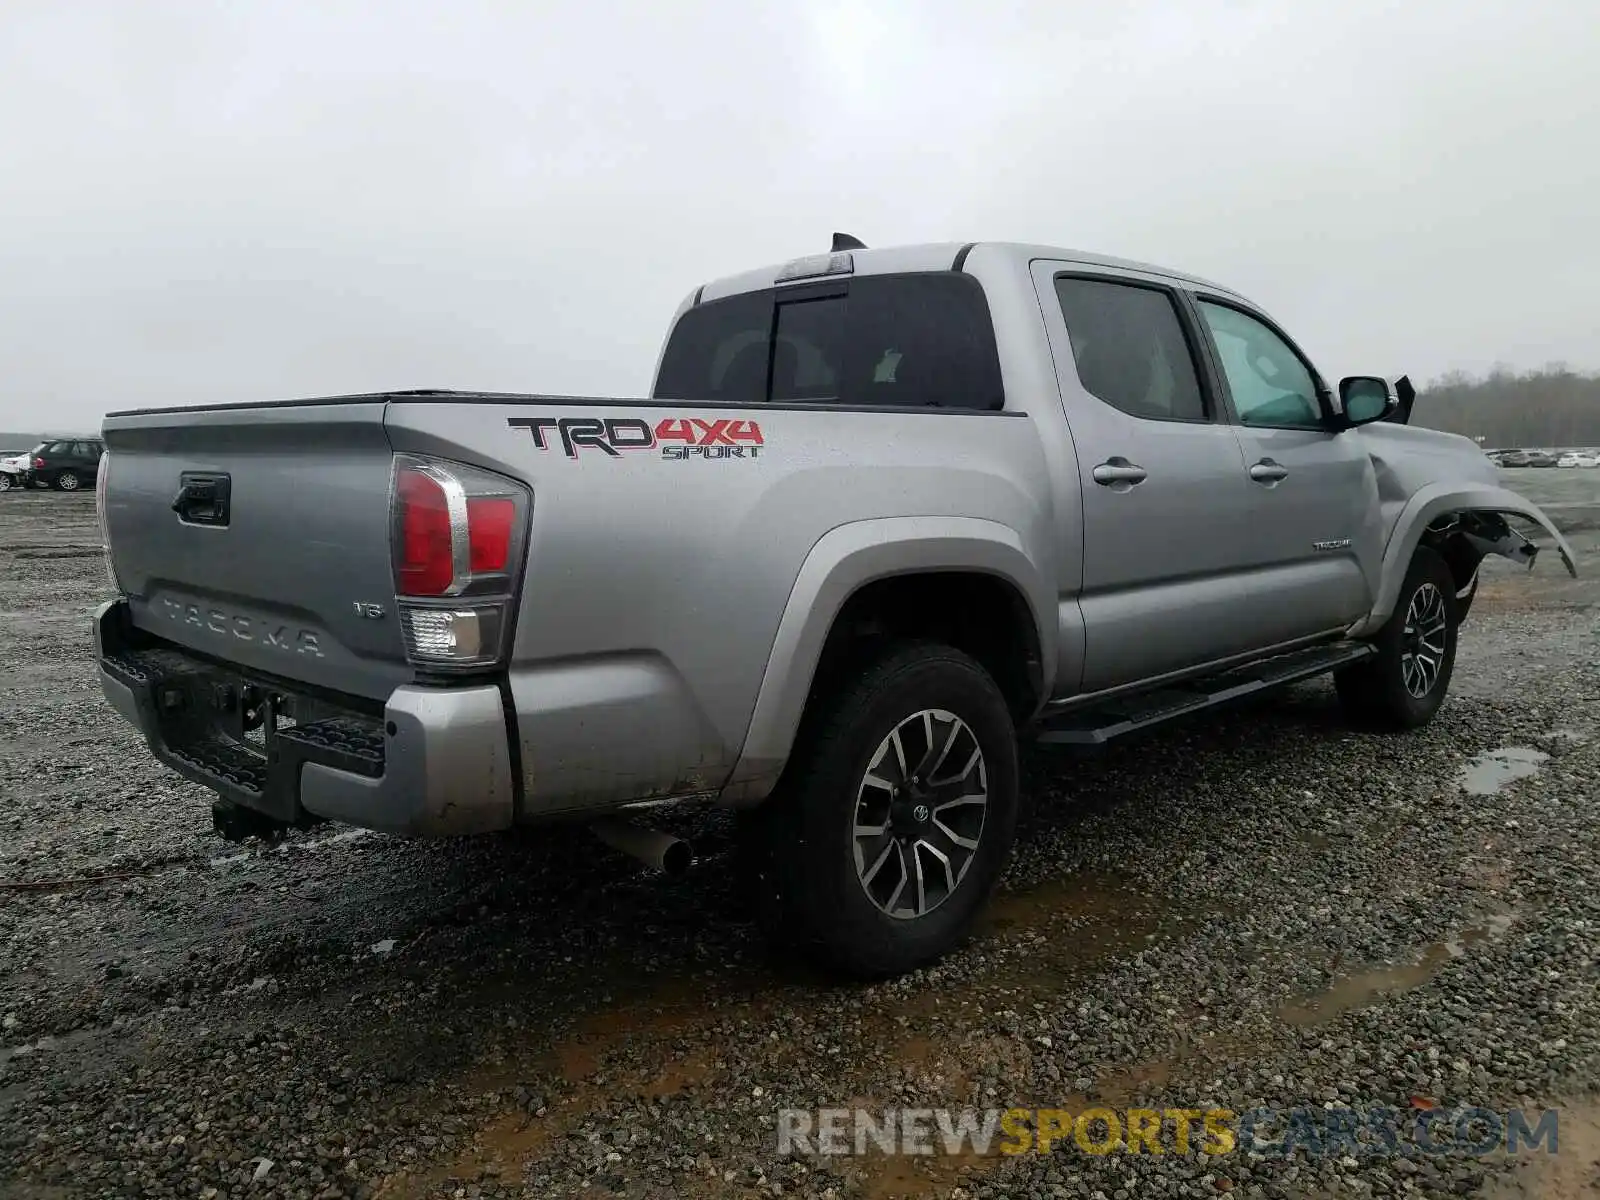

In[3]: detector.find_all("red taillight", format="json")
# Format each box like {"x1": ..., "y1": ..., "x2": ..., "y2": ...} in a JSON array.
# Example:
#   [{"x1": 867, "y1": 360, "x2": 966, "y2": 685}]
[
  {"x1": 396, "y1": 468, "x2": 456, "y2": 596},
  {"x1": 33, "y1": 457, "x2": 44, "y2": 469},
  {"x1": 390, "y1": 455, "x2": 527, "y2": 669},
  {"x1": 467, "y1": 497, "x2": 514, "y2": 573}
]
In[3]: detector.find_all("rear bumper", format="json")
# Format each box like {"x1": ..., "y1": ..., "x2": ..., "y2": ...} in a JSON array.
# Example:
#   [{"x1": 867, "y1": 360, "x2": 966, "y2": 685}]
[{"x1": 93, "y1": 599, "x2": 516, "y2": 837}]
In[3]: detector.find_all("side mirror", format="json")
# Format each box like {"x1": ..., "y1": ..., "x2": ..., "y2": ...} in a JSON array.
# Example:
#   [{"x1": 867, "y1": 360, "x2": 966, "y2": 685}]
[{"x1": 1338, "y1": 376, "x2": 1396, "y2": 427}]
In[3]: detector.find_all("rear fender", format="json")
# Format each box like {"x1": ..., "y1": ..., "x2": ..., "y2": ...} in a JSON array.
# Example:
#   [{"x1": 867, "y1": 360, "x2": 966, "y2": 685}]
[
  {"x1": 719, "y1": 515, "x2": 1052, "y2": 806},
  {"x1": 1349, "y1": 483, "x2": 1577, "y2": 636}
]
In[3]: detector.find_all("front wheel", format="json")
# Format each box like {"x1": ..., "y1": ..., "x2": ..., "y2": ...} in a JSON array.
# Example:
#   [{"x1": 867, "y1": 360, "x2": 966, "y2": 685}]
[
  {"x1": 1336, "y1": 546, "x2": 1458, "y2": 730},
  {"x1": 0, "y1": 473, "x2": 11, "y2": 492},
  {"x1": 54, "y1": 470, "x2": 80, "y2": 492},
  {"x1": 740, "y1": 642, "x2": 1020, "y2": 979}
]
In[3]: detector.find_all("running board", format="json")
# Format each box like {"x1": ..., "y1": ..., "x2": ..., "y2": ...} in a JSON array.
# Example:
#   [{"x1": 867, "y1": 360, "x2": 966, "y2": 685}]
[{"x1": 1034, "y1": 641, "x2": 1377, "y2": 747}]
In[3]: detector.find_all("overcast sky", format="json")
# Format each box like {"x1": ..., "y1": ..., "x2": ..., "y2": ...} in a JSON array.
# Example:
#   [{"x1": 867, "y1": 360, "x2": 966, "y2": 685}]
[{"x1": 1, "y1": 0, "x2": 1596, "y2": 432}]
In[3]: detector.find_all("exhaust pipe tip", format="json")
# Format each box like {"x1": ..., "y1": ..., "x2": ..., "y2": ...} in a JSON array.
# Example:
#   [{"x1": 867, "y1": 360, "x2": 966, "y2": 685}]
[
  {"x1": 590, "y1": 817, "x2": 693, "y2": 876},
  {"x1": 658, "y1": 837, "x2": 693, "y2": 876}
]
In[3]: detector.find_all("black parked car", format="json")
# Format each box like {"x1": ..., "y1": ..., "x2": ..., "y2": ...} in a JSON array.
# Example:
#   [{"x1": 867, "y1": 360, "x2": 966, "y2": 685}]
[{"x1": 29, "y1": 438, "x2": 105, "y2": 491}]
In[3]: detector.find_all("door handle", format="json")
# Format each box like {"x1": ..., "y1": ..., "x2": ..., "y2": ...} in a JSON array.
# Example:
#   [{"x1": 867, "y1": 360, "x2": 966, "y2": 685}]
[
  {"x1": 1248, "y1": 458, "x2": 1289, "y2": 484},
  {"x1": 1091, "y1": 457, "x2": 1148, "y2": 488}
]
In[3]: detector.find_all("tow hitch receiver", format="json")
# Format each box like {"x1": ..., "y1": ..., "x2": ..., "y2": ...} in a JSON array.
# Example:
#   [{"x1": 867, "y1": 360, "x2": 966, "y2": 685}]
[{"x1": 211, "y1": 798, "x2": 323, "y2": 844}]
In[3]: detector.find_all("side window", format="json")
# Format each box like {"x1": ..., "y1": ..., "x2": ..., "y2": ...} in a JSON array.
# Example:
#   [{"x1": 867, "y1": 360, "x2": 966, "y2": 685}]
[
  {"x1": 770, "y1": 295, "x2": 844, "y2": 402},
  {"x1": 657, "y1": 291, "x2": 773, "y2": 405},
  {"x1": 653, "y1": 273, "x2": 1004, "y2": 410},
  {"x1": 836, "y1": 274, "x2": 1004, "y2": 409},
  {"x1": 1196, "y1": 301, "x2": 1324, "y2": 429},
  {"x1": 46, "y1": 441, "x2": 72, "y2": 455},
  {"x1": 1053, "y1": 277, "x2": 1207, "y2": 422}
]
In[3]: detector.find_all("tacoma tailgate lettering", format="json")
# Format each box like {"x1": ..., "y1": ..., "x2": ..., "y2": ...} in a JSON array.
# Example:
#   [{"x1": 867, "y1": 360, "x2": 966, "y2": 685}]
[{"x1": 161, "y1": 598, "x2": 323, "y2": 656}]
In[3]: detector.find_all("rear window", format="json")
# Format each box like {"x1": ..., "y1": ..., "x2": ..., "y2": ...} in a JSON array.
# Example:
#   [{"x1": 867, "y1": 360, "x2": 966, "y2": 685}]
[{"x1": 653, "y1": 273, "x2": 1004, "y2": 410}]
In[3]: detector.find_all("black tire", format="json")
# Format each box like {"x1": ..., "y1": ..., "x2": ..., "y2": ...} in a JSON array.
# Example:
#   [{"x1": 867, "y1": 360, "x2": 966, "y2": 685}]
[
  {"x1": 54, "y1": 470, "x2": 80, "y2": 492},
  {"x1": 739, "y1": 642, "x2": 1020, "y2": 979},
  {"x1": 1335, "y1": 546, "x2": 1458, "y2": 730},
  {"x1": 0, "y1": 473, "x2": 11, "y2": 492}
]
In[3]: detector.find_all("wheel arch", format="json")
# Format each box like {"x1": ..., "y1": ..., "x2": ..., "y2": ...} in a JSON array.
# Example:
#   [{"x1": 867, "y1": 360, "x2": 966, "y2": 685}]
[
  {"x1": 1349, "y1": 484, "x2": 1578, "y2": 636},
  {"x1": 720, "y1": 516, "x2": 1052, "y2": 806}
]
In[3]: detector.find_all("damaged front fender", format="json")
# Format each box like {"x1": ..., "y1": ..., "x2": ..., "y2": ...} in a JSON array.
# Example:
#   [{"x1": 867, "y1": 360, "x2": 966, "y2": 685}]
[
  {"x1": 1455, "y1": 512, "x2": 1540, "y2": 570},
  {"x1": 1349, "y1": 483, "x2": 1578, "y2": 637}
]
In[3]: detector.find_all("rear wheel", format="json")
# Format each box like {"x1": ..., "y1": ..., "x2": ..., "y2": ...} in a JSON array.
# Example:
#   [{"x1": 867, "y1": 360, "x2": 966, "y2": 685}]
[
  {"x1": 740, "y1": 642, "x2": 1020, "y2": 979},
  {"x1": 0, "y1": 473, "x2": 11, "y2": 492},
  {"x1": 54, "y1": 470, "x2": 80, "y2": 492},
  {"x1": 1336, "y1": 546, "x2": 1458, "y2": 730}
]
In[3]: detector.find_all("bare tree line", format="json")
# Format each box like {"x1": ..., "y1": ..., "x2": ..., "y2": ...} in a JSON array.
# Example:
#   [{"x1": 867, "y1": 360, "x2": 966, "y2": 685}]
[{"x1": 1412, "y1": 365, "x2": 1600, "y2": 448}]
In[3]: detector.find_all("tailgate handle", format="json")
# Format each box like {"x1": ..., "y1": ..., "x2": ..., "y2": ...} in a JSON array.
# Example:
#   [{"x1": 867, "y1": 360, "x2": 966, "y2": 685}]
[{"x1": 172, "y1": 472, "x2": 231, "y2": 527}]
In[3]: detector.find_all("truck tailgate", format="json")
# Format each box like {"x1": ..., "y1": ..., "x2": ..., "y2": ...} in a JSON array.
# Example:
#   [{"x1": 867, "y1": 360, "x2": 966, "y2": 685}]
[{"x1": 101, "y1": 400, "x2": 411, "y2": 701}]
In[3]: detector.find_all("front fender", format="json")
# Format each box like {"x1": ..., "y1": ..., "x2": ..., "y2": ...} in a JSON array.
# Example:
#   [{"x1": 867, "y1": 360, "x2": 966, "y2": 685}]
[
  {"x1": 1349, "y1": 483, "x2": 1578, "y2": 636},
  {"x1": 719, "y1": 515, "x2": 1052, "y2": 806}
]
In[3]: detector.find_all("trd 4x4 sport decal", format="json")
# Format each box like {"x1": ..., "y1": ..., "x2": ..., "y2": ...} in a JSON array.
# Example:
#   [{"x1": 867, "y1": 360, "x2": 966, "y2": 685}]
[{"x1": 508, "y1": 416, "x2": 764, "y2": 460}]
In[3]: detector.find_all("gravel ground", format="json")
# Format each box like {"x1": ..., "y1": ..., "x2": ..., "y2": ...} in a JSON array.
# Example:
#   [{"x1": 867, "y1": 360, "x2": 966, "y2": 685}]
[{"x1": 2, "y1": 471, "x2": 1598, "y2": 1200}]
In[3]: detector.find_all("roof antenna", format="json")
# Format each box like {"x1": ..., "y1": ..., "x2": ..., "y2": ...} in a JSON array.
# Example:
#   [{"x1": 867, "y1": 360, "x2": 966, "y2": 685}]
[{"x1": 831, "y1": 232, "x2": 867, "y2": 252}]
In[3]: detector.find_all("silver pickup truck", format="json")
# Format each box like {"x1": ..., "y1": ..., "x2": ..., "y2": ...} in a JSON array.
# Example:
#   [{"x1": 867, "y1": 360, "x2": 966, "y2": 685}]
[{"x1": 93, "y1": 237, "x2": 1576, "y2": 978}]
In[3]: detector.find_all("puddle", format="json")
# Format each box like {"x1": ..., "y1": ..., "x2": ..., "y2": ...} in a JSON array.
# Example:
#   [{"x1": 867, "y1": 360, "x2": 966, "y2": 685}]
[
  {"x1": 861, "y1": 1148, "x2": 990, "y2": 1200},
  {"x1": 979, "y1": 869, "x2": 1192, "y2": 976},
  {"x1": 1459, "y1": 747, "x2": 1550, "y2": 797},
  {"x1": 1279, "y1": 912, "x2": 1518, "y2": 1027}
]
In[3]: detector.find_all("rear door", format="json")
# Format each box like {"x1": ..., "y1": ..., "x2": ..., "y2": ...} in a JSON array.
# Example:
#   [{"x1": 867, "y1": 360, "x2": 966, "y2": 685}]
[
  {"x1": 1186, "y1": 296, "x2": 1380, "y2": 631},
  {"x1": 101, "y1": 400, "x2": 412, "y2": 700},
  {"x1": 73, "y1": 441, "x2": 103, "y2": 478},
  {"x1": 1032, "y1": 261, "x2": 1264, "y2": 692}
]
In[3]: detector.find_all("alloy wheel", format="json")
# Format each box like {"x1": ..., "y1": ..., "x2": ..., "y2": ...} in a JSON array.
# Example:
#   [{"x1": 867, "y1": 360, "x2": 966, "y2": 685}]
[
  {"x1": 850, "y1": 708, "x2": 988, "y2": 920},
  {"x1": 1400, "y1": 582, "x2": 1448, "y2": 698}
]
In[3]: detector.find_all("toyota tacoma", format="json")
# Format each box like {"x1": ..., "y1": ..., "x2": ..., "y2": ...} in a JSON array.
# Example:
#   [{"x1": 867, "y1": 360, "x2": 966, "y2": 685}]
[{"x1": 92, "y1": 236, "x2": 1577, "y2": 977}]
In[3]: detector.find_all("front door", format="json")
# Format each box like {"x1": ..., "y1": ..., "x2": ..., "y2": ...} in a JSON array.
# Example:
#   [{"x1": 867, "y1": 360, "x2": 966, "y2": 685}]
[
  {"x1": 1188, "y1": 296, "x2": 1380, "y2": 639},
  {"x1": 1033, "y1": 262, "x2": 1267, "y2": 694}
]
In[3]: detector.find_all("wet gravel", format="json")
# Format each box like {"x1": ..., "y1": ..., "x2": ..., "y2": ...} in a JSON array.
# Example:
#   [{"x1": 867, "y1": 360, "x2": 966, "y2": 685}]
[{"x1": 2, "y1": 479, "x2": 1599, "y2": 1200}]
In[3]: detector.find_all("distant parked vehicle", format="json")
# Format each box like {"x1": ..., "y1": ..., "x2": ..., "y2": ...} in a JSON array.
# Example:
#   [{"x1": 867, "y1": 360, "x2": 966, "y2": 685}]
[
  {"x1": 0, "y1": 453, "x2": 27, "y2": 492},
  {"x1": 1499, "y1": 450, "x2": 1531, "y2": 468},
  {"x1": 29, "y1": 438, "x2": 105, "y2": 491},
  {"x1": 1558, "y1": 452, "x2": 1600, "y2": 468},
  {"x1": 1526, "y1": 450, "x2": 1559, "y2": 468}
]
